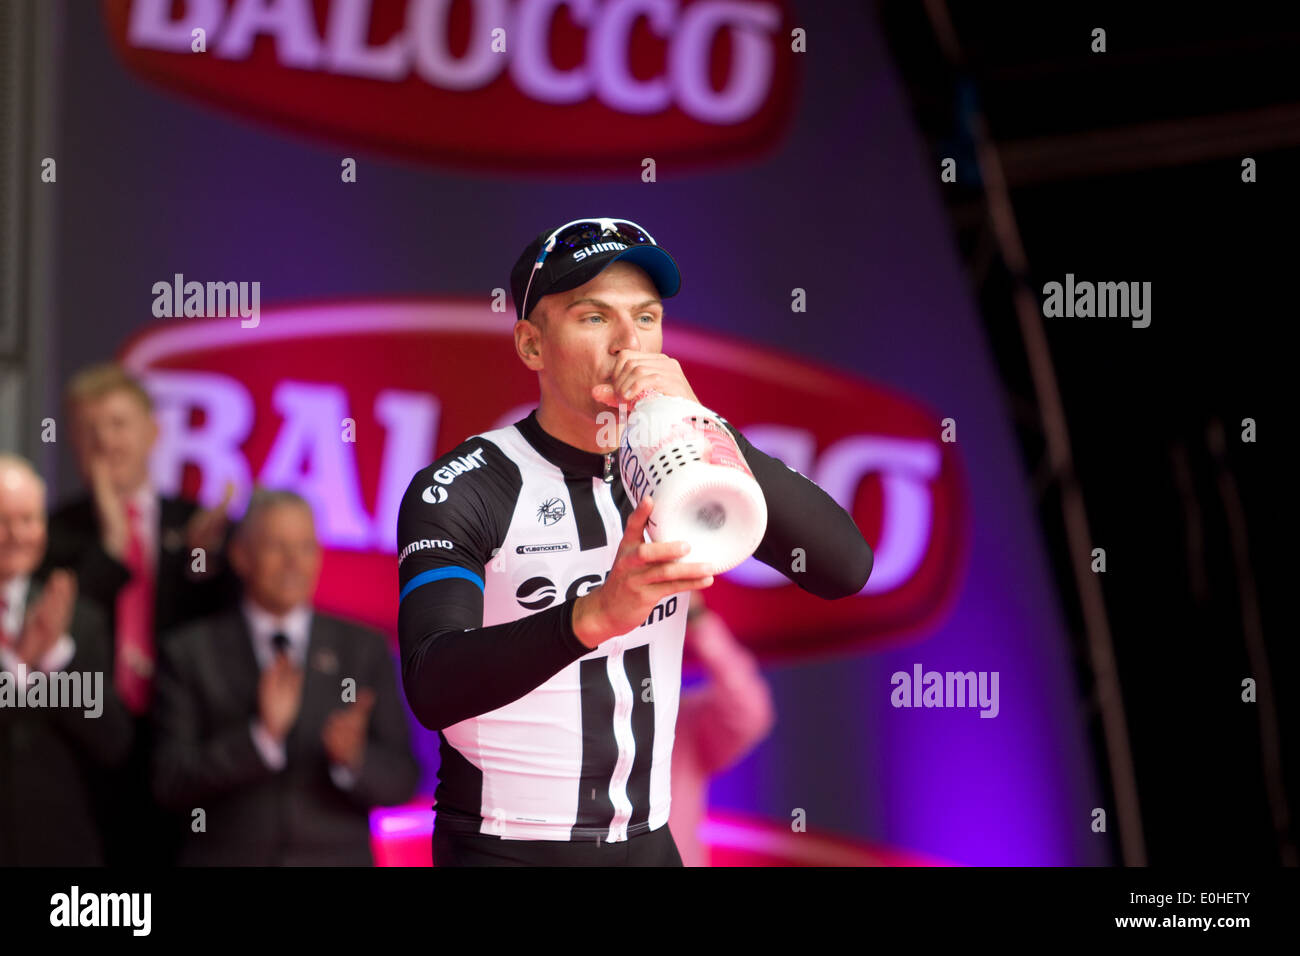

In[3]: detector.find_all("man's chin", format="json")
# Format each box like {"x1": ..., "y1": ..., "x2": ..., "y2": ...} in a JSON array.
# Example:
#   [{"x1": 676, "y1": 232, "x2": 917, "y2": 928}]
[
  {"x1": 0, "y1": 559, "x2": 38, "y2": 580},
  {"x1": 109, "y1": 468, "x2": 145, "y2": 494}
]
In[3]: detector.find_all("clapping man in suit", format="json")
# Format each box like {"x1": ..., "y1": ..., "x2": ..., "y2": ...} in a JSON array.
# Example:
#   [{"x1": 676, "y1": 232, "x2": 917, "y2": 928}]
[
  {"x1": 0, "y1": 454, "x2": 132, "y2": 865},
  {"x1": 42, "y1": 363, "x2": 240, "y2": 865},
  {"x1": 152, "y1": 488, "x2": 419, "y2": 865}
]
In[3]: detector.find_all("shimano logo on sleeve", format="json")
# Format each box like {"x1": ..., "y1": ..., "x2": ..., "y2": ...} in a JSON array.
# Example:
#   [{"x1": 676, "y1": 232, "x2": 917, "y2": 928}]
[{"x1": 398, "y1": 538, "x2": 454, "y2": 565}]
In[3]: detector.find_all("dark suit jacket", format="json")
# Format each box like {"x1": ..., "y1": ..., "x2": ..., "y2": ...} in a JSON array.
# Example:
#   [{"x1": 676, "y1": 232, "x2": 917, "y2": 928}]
[
  {"x1": 0, "y1": 578, "x2": 133, "y2": 865},
  {"x1": 152, "y1": 607, "x2": 419, "y2": 866},
  {"x1": 41, "y1": 493, "x2": 241, "y2": 655},
  {"x1": 40, "y1": 492, "x2": 241, "y2": 865}
]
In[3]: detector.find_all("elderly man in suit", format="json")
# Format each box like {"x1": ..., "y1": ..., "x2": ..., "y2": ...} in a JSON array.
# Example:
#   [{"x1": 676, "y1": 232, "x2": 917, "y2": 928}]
[
  {"x1": 0, "y1": 454, "x2": 132, "y2": 865},
  {"x1": 152, "y1": 488, "x2": 419, "y2": 865},
  {"x1": 41, "y1": 362, "x2": 240, "y2": 864}
]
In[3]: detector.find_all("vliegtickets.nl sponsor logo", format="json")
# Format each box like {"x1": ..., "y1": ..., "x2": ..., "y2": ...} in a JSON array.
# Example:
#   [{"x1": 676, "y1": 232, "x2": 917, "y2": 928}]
[
  {"x1": 0, "y1": 665, "x2": 105, "y2": 718},
  {"x1": 1041, "y1": 273, "x2": 1151, "y2": 328},
  {"x1": 516, "y1": 542, "x2": 572, "y2": 554},
  {"x1": 890, "y1": 663, "x2": 999, "y2": 718},
  {"x1": 152, "y1": 273, "x2": 260, "y2": 327},
  {"x1": 50, "y1": 886, "x2": 150, "y2": 936}
]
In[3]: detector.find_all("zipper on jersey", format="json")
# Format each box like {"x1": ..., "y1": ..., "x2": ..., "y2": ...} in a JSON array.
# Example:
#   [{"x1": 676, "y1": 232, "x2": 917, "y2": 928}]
[{"x1": 603, "y1": 451, "x2": 614, "y2": 483}]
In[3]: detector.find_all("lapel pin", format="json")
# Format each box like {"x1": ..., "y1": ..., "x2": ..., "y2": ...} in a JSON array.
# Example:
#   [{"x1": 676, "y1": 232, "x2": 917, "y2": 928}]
[{"x1": 312, "y1": 648, "x2": 338, "y2": 674}]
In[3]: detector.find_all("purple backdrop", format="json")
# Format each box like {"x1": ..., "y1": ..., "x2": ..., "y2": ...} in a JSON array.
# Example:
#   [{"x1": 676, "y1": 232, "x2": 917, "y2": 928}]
[{"x1": 44, "y1": 1, "x2": 1106, "y2": 864}]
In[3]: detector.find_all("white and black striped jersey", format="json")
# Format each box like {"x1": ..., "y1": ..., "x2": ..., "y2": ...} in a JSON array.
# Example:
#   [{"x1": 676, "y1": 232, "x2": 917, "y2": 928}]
[{"x1": 397, "y1": 408, "x2": 872, "y2": 843}]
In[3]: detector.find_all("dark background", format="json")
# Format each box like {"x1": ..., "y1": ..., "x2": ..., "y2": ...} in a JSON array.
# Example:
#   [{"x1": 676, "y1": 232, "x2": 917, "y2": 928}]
[{"x1": 882, "y1": 0, "x2": 1292, "y2": 864}]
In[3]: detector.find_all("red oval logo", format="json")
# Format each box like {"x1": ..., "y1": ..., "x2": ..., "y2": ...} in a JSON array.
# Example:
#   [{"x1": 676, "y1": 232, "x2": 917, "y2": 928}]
[
  {"x1": 102, "y1": 0, "x2": 800, "y2": 172},
  {"x1": 120, "y1": 298, "x2": 969, "y2": 659}
]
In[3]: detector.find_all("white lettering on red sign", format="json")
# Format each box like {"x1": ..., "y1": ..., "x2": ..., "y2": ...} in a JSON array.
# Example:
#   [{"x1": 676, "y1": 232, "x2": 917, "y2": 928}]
[
  {"x1": 141, "y1": 371, "x2": 933, "y2": 592},
  {"x1": 143, "y1": 370, "x2": 438, "y2": 553},
  {"x1": 125, "y1": 0, "x2": 781, "y2": 125},
  {"x1": 722, "y1": 425, "x2": 941, "y2": 595}
]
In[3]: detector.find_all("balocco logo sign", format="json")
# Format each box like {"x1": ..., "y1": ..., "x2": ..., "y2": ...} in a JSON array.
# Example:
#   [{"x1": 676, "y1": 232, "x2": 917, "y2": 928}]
[
  {"x1": 118, "y1": 299, "x2": 969, "y2": 659},
  {"x1": 102, "y1": 0, "x2": 799, "y2": 171}
]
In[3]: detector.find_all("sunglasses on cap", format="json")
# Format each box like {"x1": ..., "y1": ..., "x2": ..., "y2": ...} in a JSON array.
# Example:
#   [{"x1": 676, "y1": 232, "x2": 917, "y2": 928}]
[{"x1": 520, "y1": 218, "x2": 659, "y2": 323}]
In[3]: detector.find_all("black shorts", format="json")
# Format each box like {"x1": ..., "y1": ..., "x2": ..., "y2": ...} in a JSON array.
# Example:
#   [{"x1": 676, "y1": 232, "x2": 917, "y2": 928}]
[{"x1": 432, "y1": 823, "x2": 683, "y2": 867}]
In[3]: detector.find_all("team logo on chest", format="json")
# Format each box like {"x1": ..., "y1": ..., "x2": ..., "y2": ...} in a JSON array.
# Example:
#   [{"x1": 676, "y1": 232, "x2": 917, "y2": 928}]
[
  {"x1": 536, "y1": 497, "x2": 566, "y2": 526},
  {"x1": 516, "y1": 571, "x2": 609, "y2": 610}
]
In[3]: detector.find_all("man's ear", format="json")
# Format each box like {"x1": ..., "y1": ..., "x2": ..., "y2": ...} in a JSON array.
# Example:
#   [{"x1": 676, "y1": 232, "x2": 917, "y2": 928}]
[{"x1": 514, "y1": 318, "x2": 544, "y2": 370}]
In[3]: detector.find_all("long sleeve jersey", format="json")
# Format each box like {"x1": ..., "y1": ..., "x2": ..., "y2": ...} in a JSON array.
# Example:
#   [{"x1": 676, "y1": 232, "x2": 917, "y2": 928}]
[{"x1": 396, "y1": 407, "x2": 872, "y2": 843}]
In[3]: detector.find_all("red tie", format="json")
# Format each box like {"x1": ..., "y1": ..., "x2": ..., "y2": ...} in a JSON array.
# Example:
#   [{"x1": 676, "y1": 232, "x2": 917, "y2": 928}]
[
  {"x1": 0, "y1": 595, "x2": 11, "y2": 649},
  {"x1": 115, "y1": 501, "x2": 155, "y2": 715}
]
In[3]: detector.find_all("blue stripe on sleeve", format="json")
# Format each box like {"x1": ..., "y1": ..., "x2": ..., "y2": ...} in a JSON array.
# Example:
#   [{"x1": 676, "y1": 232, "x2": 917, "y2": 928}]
[{"x1": 399, "y1": 566, "x2": 485, "y2": 603}]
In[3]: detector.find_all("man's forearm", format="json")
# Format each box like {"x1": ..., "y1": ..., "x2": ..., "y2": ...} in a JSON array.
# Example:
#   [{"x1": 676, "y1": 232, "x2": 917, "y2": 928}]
[
  {"x1": 720, "y1": 419, "x2": 873, "y2": 598},
  {"x1": 400, "y1": 599, "x2": 591, "y2": 731}
]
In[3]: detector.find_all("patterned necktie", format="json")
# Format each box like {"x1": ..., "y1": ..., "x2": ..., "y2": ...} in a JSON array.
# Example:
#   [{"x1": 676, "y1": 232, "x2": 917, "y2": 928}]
[{"x1": 114, "y1": 500, "x2": 156, "y2": 715}]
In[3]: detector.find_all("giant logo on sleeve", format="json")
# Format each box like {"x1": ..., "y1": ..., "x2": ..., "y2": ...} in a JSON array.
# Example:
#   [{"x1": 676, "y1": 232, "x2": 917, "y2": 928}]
[
  {"x1": 119, "y1": 299, "x2": 969, "y2": 659},
  {"x1": 101, "y1": 0, "x2": 799, "y2": 173}
]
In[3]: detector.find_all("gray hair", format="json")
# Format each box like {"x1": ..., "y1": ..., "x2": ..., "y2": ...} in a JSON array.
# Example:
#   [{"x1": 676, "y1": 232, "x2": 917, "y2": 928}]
[
  {"x1": 234, "y1": 487, "x2": 315, "y2": 542},
  {"x1": 0, "y1": 453, "x2": 47, "y2": 500}
]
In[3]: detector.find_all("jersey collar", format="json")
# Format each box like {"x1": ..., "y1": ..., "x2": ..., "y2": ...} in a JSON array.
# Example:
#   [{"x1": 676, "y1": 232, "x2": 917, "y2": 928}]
[{"x1": 515, "y1": 409, "x2": 613, "y2": 478}]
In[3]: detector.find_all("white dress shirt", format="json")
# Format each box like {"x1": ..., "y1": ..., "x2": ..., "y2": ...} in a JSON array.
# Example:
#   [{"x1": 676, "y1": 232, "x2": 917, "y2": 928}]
[
  {"x1": 0, "y1": 574, "x2": 76, "y2": 676},
  {"x1": 241, "y1": 597, "x2": 356, "y2": 791}
]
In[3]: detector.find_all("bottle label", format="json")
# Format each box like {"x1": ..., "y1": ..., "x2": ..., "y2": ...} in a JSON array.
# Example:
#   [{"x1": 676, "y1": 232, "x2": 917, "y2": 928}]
[
  {"x1": 637, "y1": 410, "x2": 752, "y2": 478},
  {"x1": 620, "y1": 396, "x2": 755, "y2": 503},
  {"x1": 700, "y1": 423, "x2": 750, "y2": 476}
]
